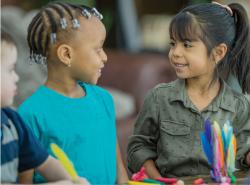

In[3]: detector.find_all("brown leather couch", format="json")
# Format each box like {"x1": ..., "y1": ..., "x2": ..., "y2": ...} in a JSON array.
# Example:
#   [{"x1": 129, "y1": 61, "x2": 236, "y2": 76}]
[{"x1": 98, "y1": 50, "x2": 177, "y2": 173}]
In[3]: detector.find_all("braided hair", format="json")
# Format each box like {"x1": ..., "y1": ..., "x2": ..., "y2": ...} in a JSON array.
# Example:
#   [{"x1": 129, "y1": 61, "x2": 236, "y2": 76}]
[{"x1": 27, "y1": 2, "x2": 103, "y2": 65}]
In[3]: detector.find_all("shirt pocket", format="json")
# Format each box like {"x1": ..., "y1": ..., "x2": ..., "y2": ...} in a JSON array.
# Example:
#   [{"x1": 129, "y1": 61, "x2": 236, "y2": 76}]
[
  {"x1": 159, "y1": 120, "x2": 191, "y2": 157},
  {"x1": 160, "y1": 120, "x2": 190, "y2": 136}
]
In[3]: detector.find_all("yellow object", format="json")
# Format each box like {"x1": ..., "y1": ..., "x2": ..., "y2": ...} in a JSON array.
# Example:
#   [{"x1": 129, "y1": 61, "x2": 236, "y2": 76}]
[
  {"x1": 50, "y1": 143, "x2": 78, "y2": 181},
  {"x1": 128, "y1": 181, "x2": 160, "y2": 185}
]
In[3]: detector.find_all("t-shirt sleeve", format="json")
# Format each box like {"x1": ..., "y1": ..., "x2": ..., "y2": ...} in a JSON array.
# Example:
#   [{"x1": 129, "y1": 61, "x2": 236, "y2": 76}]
[{"x1": 12, "y1": 110, "x2": 49, "y2": 172}]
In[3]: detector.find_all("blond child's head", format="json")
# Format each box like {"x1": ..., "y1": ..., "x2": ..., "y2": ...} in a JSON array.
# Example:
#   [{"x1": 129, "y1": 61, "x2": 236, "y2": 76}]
[
  {"x1": 1, "y1": 30, "x2": 19, "y2": 107},
  {"x1": 27, "y1": 2, "x2": 107, "y2": 85}
]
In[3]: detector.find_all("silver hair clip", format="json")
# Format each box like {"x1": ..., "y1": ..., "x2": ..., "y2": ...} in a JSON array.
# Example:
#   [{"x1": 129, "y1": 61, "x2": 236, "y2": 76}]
[
  {"x1": 82, "y1": 9, "x2": 91, "y2": 19},
  {"x1": 60, "y1": 18, "x2": 68, "y2": 29},
  {"x1": 91, "y1": 8, "x2": 103, "y2": 20},
  {"x1": 38, "y1": 54, "x2": 47, "y2": 65},
  {"x1": 29, "y1": 52, "x2": 47, "y2": 65},
  {"x1": 29, "y1": 51, "x2": 35, "y2": 65},
  {"x1": 72, "y1": 19, "x2": 80, "y2": 28},
  {"x1": 50, "y1": 33, "x2": 57, "y2": 43}
]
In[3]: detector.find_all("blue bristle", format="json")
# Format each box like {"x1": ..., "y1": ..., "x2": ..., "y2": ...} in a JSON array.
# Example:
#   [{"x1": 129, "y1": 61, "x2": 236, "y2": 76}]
[
  {"x1": 221, "y1": 129, "x2": 227, "y2": 154},
  {"x1": 205, "y1": 119, "x2": 212, "y2": 144},
  {"x1": 200, "y1": 133, "x2": 213, "y2": 165}
]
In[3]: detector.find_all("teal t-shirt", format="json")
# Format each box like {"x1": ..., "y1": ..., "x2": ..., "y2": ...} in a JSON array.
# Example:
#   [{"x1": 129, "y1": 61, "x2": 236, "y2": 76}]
[{"x1": 18, "y1": 83, "x2": 117, "y2": 184}]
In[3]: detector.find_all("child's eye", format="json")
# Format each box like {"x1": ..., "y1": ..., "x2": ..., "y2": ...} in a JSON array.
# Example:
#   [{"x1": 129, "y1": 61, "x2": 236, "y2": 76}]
[
  {"x1": 169, "y1": 41, "x2": 175, "y2": 47},
  {"x1": 183, "y1": 41, "x2": 192, "y2": 48}
]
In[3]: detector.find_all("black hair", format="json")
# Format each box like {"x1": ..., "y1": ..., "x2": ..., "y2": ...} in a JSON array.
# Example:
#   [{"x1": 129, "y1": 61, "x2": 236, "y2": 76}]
[
  {"x1": 1, "y1": 29, "x2": 16, "y2": 46},
  {"x1": 27, "y1": 2, "x2": 93, "y2": 63},
  {"x1": 169, "y1": 3, "x2": 250, "y2": 93}
]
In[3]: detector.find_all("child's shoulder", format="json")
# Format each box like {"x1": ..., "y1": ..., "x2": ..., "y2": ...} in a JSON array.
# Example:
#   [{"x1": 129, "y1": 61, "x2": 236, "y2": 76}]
[
  {"x1": 224, "y1": 82, "x2": 250, "y2": 109},
  {"x1": 154, "y1": 80, "x2": 179, "y2": 89},
  {"x1": 2, "y1": 107, "x2": 25, "y2": 133},
  {"x1": 2, "y1": 107, "x2": 19, "y2": 121},
  {"x1": 144, "y1": 79, "x2": 182, "y2": 102},
  {"x1": 18, "y1": 86, "x2": 46, "y2": 114},
  {"x1": 152, "y1": 79, "x2": 181, "y2": 94}
]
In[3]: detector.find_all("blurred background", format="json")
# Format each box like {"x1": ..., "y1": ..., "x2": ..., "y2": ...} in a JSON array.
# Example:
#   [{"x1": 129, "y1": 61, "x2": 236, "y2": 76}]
[{"x1": 1, "y1": 0, "x2": 250, "y2": 174}]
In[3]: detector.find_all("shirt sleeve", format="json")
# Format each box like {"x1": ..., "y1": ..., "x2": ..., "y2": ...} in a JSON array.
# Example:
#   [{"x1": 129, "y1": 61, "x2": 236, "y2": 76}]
[
  {"x1": 12, "y1": 111, "x2": 49, "y2": 172},
  {"x1": 127, "y1": 89, "x2": 159, "y2": 173},
  {"x1": 234, "y1": 96, "x2": 250, "y2": 170}
]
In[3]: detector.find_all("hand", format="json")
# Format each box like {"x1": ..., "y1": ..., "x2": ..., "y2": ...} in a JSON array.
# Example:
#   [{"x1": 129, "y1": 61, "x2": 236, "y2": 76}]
[
  {"x1": 246, "y1": 151, "x2": 250, "y2": 166},
  {"x1": 75, "y1": 177, "x2": 90, "y2": 185},
  {"x1": 49, "y1": 180, "x2": 75, "y2": 185}
]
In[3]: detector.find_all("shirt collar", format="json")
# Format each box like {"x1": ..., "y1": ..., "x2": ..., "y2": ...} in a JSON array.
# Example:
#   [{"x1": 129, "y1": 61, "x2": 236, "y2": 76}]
[
  {"x1": 168, "y1": 78, "x2": 236, "y2": 113},
  {"x1": 168, "y1": 79, "x2": 186, "y2": 102},
  {"x1": 216, "y1": 80, "x2": 237, "y2": 113}
]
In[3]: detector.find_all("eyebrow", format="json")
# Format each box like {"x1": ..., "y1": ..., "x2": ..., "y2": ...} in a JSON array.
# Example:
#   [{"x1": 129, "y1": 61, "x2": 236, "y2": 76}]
[{"x1": 170, "y1": 37, "x2": 198, "y2": 42}]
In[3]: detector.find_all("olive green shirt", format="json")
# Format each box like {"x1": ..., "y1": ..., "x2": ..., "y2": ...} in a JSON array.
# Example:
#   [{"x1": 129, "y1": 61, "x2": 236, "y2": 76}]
[{"x1": 127, "y1": 79, "x2": 250, "y2": 177}]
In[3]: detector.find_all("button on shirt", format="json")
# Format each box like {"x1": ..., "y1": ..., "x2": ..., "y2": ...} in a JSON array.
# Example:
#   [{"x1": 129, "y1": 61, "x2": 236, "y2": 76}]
[{"x1": 127, "y1": 79, "x2": 250, "y2": 177}]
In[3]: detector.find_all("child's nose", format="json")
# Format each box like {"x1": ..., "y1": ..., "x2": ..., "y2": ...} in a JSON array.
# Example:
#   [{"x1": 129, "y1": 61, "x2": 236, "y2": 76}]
[
  {"x1": 102, "y1": 50, "x2": 108, "y2": 63},
  {"x1": 172, "y1": 45, "x2": 183, "y2": 57},
  {"x1": 14, "y1": 72, "x2": 19, "y2": 82}
]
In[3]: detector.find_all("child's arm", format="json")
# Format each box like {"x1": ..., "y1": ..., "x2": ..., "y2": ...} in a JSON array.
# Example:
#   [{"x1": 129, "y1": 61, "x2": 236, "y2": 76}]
[
  {"x1": 18, "y1": 169, "x2": 89, "y2": 185},
  {"x1": 36, "y1": 156, "x2": 71, "y2": 181},
  {"x1": 244, "y1": 151, "x2": 250, "y2": 166},
  {"x1": 36, "y1": 156, "x2": 90, "y2": 185},
  {"x1": 127, "y1": 89, "x2": 159, "y2": 174},
  {"x1": 235, "y1": 96, "x2": 250, "y2": 169},
  {"x1": 143, "y1": 159, "x2": 162, "y2": 179},
  {"x1": 116, "y1": 140, "x2": 129, "y2": 184},
  {"x1": 18, "y1": 169, "x2": 34, "y2": 184}
]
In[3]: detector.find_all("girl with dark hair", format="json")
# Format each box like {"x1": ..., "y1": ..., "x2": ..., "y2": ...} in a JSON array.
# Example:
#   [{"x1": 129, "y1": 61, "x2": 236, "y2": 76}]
[{"x1": 128, "y1": 2, "x2": 250, "y2": 179}]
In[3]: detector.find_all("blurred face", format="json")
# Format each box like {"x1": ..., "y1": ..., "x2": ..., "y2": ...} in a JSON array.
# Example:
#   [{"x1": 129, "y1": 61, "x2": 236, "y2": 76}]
[
  {"x1": 69, "y1": 16, "x2": 107, "y2": 84},
  {"x1": 168, "y1": 39, "x2": 215, "y2": 80},
  {"x1": 1, "y1": 42, "x2": 19, "y2": 107}
]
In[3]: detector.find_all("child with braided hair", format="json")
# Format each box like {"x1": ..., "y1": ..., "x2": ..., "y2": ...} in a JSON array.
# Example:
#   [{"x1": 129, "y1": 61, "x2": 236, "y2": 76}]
[
  {"x1": 18, "y1": 2, "x2": 128, "y2": 184},
  {"x1": 1, "y1": 29, "x2": 89, "y2": 185}
]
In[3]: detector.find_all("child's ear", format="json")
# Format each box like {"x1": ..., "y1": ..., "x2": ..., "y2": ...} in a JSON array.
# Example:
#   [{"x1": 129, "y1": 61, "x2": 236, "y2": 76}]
[
  {"x1": 56, "y1": 44, "x2": 73, "y2": 67},
  {"x1": 212, "y1": 43, "x2": 228, "y2": 64}
]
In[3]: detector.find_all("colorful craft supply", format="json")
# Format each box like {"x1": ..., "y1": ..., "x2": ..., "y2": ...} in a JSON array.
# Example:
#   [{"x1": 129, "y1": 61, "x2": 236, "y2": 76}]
[
  {"x1": 143, "y1": 178, "x2": 165, "y2": 185},
  {"x1": 50, "y1": 143, "x2": 78, "y2": 182},
  {"x1": 193, "y1": 178, "x2": 204, "y2": 185},
  {"x1": 132, "y1": 167, "x2": 149, "y2": 181},
  {"x1": 128, "y1": 180, "x2": 160, "y2": 185},
  {"x1": 155, "y1": 177, "x2": 177, "y2": 184},
  {"x1": 200, "y1": 119, "x2": 237, "y2": 183}
]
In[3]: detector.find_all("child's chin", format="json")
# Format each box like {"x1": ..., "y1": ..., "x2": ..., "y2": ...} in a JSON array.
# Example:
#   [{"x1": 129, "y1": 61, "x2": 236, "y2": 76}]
[
  {"x1": 89, "y1": 79, "x2": 98, "y2": 85},
  {"x1": 176, "y1": 75, "x2": 187, "y2": 79}
]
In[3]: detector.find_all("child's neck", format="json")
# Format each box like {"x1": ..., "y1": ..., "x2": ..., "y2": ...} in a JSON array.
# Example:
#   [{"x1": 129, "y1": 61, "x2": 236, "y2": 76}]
[
  {"x1": 186, "y1": 77, "x2": 220, "y2": 112},
  {"x1": 45, "y1": 77, "x2": 85, "y2": 98}
]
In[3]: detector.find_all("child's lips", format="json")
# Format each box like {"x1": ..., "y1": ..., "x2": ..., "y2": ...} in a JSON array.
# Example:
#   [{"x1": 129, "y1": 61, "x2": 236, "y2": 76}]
[
  {"x1": 97, "y1": 68, "x2": 103, "y2": 77},
  {"x1": 173, "y1": 63, "x2": 188, "y2": 67}
]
